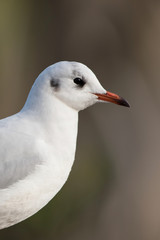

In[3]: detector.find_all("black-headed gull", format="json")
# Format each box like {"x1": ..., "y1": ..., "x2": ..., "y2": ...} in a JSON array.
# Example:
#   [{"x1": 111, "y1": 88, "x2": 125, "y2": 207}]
[{"x1": 0, "y1": 61, "x2": 129, "y2": 229}]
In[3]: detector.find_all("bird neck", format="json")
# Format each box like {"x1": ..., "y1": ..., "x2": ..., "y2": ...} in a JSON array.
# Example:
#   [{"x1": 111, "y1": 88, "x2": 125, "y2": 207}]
[
  {"x1": 21, "y1": 93, "x2": 79, "y2": 173},
  {"x1": 21, "y1": 89, "x2": 79, "y2": 139}
]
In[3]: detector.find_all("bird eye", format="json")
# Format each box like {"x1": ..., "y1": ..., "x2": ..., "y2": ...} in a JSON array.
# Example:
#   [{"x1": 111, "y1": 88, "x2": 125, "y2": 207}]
[{"x1": 73, "y1": 78, "x2": 85, "y2": 87}]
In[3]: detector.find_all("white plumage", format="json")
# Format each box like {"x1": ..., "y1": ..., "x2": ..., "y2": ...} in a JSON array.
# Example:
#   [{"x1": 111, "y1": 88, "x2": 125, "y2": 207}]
[{"x1": 0, "y1": 61, "x2": 129, "y2": 229}]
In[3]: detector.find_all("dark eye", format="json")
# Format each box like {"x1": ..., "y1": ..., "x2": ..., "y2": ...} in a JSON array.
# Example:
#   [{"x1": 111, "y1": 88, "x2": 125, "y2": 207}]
[{"x1": 73, "y1": 78, "x2": 86, "y2": 87}]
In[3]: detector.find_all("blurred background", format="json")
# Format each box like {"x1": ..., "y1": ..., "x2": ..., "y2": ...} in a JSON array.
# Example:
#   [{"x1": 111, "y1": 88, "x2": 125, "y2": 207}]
[{"x1": 0, "y1": 0, "x2": 160, "y2": 239}]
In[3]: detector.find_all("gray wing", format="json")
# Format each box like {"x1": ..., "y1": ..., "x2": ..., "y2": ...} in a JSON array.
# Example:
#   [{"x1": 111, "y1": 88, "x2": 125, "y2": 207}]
[{"x1": 0, "y1": 117, "x2": 43, "y2": 189}]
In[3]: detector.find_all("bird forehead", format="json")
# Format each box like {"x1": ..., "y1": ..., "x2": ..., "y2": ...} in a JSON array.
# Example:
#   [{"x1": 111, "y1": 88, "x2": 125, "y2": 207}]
[
  {"x1": 42, "y1": 62, "x2": 97, "y2": 87},
  {"x1": 72, "y1": 69, "x2": 82, "y2": 78},
  {"x1": 72, "y1": 67, "x2": 95, "y2": 81}
]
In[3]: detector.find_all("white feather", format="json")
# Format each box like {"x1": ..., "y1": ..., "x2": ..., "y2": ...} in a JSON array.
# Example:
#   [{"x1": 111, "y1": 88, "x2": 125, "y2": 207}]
[{"x1": 0, "y1": 61, "x2": 106, "y2": 229}]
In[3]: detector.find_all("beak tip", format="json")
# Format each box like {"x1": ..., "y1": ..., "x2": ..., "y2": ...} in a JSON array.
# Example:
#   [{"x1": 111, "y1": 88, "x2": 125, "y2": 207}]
[{"x1": 119, "y1": 97, "x2": 130, "y2": 108}]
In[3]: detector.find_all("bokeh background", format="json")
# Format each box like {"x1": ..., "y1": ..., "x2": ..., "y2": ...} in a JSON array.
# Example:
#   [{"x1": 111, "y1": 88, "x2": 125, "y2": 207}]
[{"x1": 0, "y1": 0, "x2": 160, "y2": 239}]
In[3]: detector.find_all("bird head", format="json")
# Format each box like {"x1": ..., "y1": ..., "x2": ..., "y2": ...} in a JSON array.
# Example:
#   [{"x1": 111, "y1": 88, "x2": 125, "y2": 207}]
[{"x1": 30, "y1": 61, "x2": 130, "y2": 112}]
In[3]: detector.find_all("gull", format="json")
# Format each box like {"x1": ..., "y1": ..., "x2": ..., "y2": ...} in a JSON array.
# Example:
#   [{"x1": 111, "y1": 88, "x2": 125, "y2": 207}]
[{"x1": 0, "y1": 61, "x2": 129, "y2": 229}]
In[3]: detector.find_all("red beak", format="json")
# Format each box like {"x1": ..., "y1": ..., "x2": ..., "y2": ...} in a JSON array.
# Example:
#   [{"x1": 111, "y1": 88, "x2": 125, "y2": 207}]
[{"x1": 95, "y1": 91, "x2": 130, "y2": 107}]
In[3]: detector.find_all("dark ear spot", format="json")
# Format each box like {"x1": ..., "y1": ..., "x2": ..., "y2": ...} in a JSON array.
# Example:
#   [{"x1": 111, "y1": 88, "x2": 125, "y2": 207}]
[{"x1": 50, "y1": 79, "x2": 59, "y2": 90}]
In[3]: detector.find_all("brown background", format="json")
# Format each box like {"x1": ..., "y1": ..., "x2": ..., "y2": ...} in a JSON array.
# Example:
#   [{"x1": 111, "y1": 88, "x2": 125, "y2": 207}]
[{"x1": 0, "y1": 1, "x2": 160, "y2": 240}]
